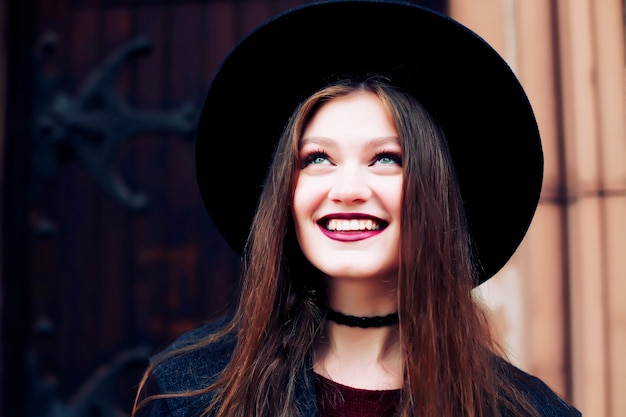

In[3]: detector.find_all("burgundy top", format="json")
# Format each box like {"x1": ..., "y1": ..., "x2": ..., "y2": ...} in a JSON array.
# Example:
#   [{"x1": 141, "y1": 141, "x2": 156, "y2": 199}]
[{"x1": 314, "y1": 373, "x2": 401, "y2": 417}]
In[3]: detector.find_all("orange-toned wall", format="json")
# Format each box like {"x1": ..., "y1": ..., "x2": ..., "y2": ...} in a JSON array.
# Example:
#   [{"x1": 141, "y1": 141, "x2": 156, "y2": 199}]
[{"x1": 449, "y1": 1, "x2": 626, "y2": 417}]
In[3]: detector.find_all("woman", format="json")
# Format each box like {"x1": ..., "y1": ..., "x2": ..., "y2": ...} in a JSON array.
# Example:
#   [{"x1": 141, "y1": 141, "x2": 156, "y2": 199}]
[{"x1": 133, "y1": 2, "x2": 581, "y2": 417}]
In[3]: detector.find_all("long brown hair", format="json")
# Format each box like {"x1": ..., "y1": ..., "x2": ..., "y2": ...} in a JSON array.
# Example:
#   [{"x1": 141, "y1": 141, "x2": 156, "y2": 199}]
[{"x1": 133, "y1": 77, "x2": 539, "y2": 417}]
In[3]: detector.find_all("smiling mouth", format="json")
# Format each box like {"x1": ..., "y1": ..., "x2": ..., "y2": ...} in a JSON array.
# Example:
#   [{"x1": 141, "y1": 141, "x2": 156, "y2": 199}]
[{"x1": 321, "y1": 218, "x2": 387, "y2": 232}]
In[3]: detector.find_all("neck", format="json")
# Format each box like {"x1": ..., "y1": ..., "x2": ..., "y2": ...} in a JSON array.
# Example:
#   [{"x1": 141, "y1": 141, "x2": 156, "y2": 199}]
[
  {"x1": 316, "y1": 275, "x2": 402, "y2": 389},
  {"x1": 314, "y1": 321, "x2": 402, "y2": 390},
  {"x1": 324, "y1": 275, "x2": 397, "y2": 317}
]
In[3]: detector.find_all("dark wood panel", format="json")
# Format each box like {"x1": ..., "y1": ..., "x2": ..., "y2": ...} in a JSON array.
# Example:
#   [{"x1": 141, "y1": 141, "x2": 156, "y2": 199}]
[{"x1": 4, "y1": 0, "x2": 446, "y2": 415}]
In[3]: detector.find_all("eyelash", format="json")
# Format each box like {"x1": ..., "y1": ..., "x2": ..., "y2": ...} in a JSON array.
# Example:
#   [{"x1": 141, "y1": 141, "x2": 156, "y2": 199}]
[
  {"x1": 299, "y1": 149, "x2": 403, "y2": 167},
  {"x1": 373, "y1": 151, "x2": 402, "y2": 166},
  {"x1": 301, "y1": 149, "x2": 328, "y2": 167}
]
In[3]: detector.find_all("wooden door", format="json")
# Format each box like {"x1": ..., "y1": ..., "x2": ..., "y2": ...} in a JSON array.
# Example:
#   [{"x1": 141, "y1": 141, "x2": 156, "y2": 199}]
[{"x1": 1, "y1": 0, "x2": 445, "y2": 416}]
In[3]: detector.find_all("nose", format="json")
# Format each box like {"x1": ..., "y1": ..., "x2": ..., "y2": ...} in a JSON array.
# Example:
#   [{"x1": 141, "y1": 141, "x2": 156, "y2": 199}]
[{"x1": 327, "y1": 164, "x2": 372, "y2": 203}]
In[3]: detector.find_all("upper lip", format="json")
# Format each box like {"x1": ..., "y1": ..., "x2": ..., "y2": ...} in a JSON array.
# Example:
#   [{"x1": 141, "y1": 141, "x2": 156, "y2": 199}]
[{"x1": 317, "y1": 213, "x2": 389, "y2": 231}]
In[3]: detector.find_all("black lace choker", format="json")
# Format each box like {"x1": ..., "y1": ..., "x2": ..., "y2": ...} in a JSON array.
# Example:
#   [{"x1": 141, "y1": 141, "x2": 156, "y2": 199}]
[{"x1": 326, "y1": 309, "x2": 399, "y2": 328}]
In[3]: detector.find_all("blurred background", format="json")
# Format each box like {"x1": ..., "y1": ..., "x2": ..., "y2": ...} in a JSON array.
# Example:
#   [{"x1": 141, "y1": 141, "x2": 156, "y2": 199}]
[{"x1": 0, "y1": 0, "x2": 624, "y2": 416}]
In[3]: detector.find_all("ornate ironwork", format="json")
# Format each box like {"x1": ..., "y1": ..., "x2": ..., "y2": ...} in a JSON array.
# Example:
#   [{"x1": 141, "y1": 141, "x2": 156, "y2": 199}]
[
  {"x1": 27, "y1": 317, "x2": 150, "y2": 417},
  {"x1": 32, "y1": 33, "x2": 197, "y2": 234}
]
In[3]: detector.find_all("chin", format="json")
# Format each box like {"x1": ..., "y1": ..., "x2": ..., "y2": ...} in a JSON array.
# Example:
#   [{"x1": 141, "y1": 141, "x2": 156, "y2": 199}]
[{"x1": 318, "y1": 263, "x2": 399, "y2": 282}]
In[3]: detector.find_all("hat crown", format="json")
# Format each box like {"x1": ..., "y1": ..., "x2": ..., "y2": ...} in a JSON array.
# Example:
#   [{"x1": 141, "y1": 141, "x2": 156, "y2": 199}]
[{"x1": 196, "y1": 0, "x2": 543, "y2": 284}]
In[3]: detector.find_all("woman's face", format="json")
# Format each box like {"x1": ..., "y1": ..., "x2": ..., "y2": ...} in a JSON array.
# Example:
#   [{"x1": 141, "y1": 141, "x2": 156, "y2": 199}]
[{"x1": 292, "y1": 91, "x2": 403, "y2": 284}]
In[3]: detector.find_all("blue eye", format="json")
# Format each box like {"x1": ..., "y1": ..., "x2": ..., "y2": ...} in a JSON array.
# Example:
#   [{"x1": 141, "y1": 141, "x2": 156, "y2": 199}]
[
  {"x1": 302, "y1": 152, "x2": 329, "y2": 167},
  {"x1": 375, "y1": 152, "x2": 402, "y2": 166}
]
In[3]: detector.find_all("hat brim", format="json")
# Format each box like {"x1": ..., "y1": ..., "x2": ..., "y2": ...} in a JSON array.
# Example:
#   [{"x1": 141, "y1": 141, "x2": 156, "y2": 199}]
[{"x1": 196, "y1": 0, "x2": 543, "y2": 285}]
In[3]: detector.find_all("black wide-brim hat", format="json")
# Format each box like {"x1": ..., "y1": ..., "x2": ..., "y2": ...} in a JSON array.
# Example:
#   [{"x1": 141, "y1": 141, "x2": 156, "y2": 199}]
[{"x1": 196, "y1": 0, "x2": 543, "y2": 285}]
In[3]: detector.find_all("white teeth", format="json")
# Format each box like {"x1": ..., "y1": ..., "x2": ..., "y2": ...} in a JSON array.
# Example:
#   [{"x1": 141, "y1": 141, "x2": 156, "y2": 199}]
[{"x1": 326, "y1": 219, "x2": 380, "y2": 231}]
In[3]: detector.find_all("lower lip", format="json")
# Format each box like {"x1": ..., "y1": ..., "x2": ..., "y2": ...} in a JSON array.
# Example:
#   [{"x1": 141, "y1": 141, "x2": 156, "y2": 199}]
[{"x1": 318, "y1": 226, "x2": 384, "y2": 242}]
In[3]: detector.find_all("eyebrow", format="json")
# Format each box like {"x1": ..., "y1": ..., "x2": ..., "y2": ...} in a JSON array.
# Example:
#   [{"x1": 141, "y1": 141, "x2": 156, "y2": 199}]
[
  {"x1": 367, "y1": 136, "x2": 401, "y2": 147},
  {"x1": 299, "y1": 136, "x2": 401, "y2": 149},
  {"x1": 299, "y1": 136, "x2": 335, "y2": 149}
]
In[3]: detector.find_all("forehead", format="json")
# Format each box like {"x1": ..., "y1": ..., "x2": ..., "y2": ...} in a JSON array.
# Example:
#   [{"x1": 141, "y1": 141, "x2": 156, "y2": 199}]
[{"x1": 301, "y1": 91, "x2": 396, "y2": 138}]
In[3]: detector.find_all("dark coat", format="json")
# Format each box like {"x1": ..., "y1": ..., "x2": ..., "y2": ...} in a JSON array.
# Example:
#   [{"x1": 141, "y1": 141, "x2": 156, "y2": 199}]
[{"x1": 140, "y1": 316, "x2": 582, "y2": 417}]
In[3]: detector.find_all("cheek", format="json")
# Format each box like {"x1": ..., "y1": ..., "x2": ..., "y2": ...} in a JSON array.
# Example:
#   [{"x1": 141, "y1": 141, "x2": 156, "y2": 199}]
[
  {"x1": 391, "y1": 186, "x2": 403, "y2": 215},
  {"x1": 395, "y1": 177, "x2": 404, "y2": 206},
  {"x1": 291, "y1": 180, "x2": 317, "y2": 255},
  {"x1": 292, "y1": 178, "x2": 312, "y2": 229},
  {"x1": 292, "y1": 176, "x2": 324, "y2": 223},
  {"x1": 376, "y1": 178, "x2": 403, "y2": 216}
]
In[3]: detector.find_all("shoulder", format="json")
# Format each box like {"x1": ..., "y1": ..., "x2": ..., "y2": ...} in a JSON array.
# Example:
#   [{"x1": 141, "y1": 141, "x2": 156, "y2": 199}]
[
  {"x1": 500, "y1": 361, "x2": 582, "y2": 417},
  {"x1": 145, "y1": 313, "x2": 237, "y2": 417}
]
